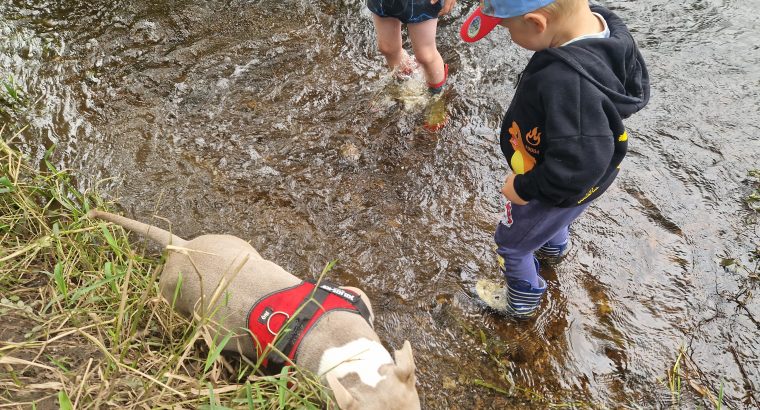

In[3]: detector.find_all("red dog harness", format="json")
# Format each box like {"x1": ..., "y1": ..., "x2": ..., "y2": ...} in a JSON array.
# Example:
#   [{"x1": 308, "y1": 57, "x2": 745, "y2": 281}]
[{"x1": 247, "y1": 279, "x2": 372, "y2": 373}]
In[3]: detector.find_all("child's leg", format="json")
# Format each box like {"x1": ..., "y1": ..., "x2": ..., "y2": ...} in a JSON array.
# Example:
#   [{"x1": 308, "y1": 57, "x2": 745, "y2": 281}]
[
  {"x1": 545, "y1": 226, "x2": 570, "y2": 247},
  {"x1": 495, "y1": 200, "x2": 590, "y2": 286},
  {"x1": 495, "y1": 224, "x2": 541, "y2": 288},
  {"x1": 371, "y1": 14, "x2": 405, "y2": 69},
  {"x1": 407, "y1": 19, "x2": 446, "y2": 87}
]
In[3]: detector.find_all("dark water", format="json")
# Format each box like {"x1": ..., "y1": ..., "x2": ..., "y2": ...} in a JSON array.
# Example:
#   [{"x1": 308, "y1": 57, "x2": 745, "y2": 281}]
[{"x1": 2, "y1": 0, "x2": 759, "y2": 407}]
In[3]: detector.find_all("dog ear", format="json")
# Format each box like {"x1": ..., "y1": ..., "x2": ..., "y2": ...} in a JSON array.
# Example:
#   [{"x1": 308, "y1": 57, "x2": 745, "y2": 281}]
[
  {"x1": 393, "y1": 340, "x2": 416, "y2": 385},
  {"x1": 326, "y1": 372, "x2": 358, "y2": 410}
]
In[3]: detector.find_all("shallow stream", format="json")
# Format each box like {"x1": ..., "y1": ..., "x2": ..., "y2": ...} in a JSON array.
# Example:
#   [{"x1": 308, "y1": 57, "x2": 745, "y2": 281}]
[{"x1": 2, "y1": 0, "x2": 759, "y2": 407}]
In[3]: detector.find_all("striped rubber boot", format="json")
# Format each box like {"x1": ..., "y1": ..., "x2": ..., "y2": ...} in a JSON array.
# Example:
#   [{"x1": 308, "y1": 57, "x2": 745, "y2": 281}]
[
  {"x1": 535, "y1": 239, "x2": 571, "y2": 264},
  {"x1": 475, "y1": 258, "x2": 547, "y2": 319}
]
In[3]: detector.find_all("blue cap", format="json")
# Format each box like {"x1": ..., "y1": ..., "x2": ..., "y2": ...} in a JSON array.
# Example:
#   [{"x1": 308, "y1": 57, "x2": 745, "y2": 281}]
[
  {"x1": 482, "y1": 0, "x2": 556, "y2": 18},
  {"x1": 460, "y1": 0, "x2": 556, "y2": 42}
]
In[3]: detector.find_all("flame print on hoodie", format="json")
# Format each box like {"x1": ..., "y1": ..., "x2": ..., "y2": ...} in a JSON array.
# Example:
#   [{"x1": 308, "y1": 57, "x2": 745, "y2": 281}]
[{"x1": 508, "y1": 121, "x2": 537, "y2": 175}]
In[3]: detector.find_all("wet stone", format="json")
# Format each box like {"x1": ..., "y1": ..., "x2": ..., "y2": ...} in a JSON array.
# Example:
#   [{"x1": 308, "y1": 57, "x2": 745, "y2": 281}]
[
  {"x1": 131, "y1": 20, "x2": 162, "y2": 43},
  {"x1": 442, "y1": 376, "x2": 457, "y2": 390},
  {"x1": 340, "y1": 142, "x2": 360, "y2": 162}
]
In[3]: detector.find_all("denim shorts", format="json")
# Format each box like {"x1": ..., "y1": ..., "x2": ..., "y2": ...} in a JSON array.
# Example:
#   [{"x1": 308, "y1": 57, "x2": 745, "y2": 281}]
[{"x1": 367, "y1": 0, "x2": 442, "y2": 24}]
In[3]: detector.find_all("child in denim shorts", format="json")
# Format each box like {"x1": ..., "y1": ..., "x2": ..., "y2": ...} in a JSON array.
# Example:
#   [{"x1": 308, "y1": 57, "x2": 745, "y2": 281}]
[{"x1": 367, "y1": 0, "x2": 456, "y2": 94}]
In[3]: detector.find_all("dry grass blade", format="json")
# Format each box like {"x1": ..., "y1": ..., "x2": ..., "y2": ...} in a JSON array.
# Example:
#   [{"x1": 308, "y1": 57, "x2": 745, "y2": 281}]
[{"x1": 0, "y1": 356, "x2": 56, "y2": 372}]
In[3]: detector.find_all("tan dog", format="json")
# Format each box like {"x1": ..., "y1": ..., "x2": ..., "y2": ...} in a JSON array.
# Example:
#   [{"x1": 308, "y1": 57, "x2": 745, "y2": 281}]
[{"x1": 88, "y1": 210, "x2": 420, "y2": 410}]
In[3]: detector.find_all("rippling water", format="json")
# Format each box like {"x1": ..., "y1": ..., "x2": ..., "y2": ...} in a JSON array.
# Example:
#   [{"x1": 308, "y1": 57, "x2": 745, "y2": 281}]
[{"x1": 2, "y1": 0, "x2": 759, "y2": 407}]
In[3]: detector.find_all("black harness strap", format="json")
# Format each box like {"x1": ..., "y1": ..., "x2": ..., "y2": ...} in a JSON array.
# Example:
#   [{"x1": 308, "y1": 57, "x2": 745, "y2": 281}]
[
  {"x1": 265, "y1": 283, "x2": 329, "y2": 373},
  {"x1": 312, "y1": 280, "x2": 373, "y2": 326}
]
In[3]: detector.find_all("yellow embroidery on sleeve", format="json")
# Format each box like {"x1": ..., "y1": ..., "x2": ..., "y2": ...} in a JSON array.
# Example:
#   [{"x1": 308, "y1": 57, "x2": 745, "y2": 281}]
[{"x1": 577, "y1": 186, "x2": 599, "y2": 204}]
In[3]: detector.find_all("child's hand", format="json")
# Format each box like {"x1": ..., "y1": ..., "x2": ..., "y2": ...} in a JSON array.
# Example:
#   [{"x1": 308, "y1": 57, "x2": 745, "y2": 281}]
[
  {"x1": 432, "y1": 0, "x2": 456, "y2": 16},
  {"x1": 501, "y1": 174, "x2": 529, "y2": 205}
]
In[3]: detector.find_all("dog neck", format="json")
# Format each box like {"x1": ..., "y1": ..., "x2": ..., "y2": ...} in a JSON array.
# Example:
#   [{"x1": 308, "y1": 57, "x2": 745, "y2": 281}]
[{"x1": 318, "y1": 338, "x2": 393, "y2": 387}]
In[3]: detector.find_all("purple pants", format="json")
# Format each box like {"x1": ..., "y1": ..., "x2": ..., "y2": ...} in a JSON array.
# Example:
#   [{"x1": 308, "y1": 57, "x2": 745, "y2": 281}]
[{"x1": 495, "y1": 199, "x2": 590, "y2": 287}]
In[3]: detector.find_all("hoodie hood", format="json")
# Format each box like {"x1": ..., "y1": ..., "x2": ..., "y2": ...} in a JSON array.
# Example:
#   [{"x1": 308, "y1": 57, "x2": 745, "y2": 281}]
[{"x1": 534, "y1": 5, "x2": 650, "y2": 119}]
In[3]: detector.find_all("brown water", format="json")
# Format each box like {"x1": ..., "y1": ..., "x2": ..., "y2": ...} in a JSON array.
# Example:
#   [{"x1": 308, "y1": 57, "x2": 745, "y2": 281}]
[{"x1": 2, "y1": 0, "x2": 759, "y2": 407}]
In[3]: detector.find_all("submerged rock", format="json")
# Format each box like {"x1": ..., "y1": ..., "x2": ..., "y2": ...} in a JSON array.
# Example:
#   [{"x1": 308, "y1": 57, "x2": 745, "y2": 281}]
[{"x1": 340, "y1": 142, "x2": 361, "y2": 162}]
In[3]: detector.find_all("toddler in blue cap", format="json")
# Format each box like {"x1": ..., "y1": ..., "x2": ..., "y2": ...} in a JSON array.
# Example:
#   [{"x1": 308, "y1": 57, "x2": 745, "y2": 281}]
[{"x1": 461, "y1": 0, "x2": 650, "y2": 318}]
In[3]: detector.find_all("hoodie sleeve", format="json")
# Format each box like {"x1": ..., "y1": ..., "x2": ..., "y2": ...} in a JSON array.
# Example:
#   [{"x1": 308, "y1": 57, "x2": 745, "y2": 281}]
[{"x1": 512, "y1": 72, "x2": 616, "y2": 206}]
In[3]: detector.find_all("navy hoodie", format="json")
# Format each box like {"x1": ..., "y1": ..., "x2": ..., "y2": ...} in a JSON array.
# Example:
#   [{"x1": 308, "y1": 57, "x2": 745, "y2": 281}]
[{"x1": 503, "y1": 5, "x2": 650, "y2": 207}]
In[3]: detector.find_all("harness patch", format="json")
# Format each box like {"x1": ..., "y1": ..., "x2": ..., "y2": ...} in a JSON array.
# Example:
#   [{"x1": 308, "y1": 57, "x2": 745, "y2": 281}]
[
  {"x1": 258, "y1": 307, "x2": 274, "y2": 324},
  {"x1": 246, "y1": 280, "x2": 372, "y2": 373}
]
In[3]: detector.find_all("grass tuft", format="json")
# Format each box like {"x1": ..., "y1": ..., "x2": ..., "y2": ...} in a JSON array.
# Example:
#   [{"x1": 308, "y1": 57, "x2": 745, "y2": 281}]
[{"x1": 0, "y1": 127, "x2": 331, "y2": 409}]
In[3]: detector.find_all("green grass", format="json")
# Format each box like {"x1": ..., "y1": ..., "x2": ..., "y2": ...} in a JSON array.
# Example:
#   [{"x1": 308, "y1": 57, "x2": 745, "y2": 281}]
[
  {"x1": 666, "y1": 345, "x2": 685, "y2": 405},
  {"x1": 657, "y1": 344, "x2": 729, "y2": 410},
  {"x1": 720, "y1": 171, "x2": 760, "y2": 281},
  {"x1": 0, "y1": 75, "x2": 31, "y2": 123},
  {"x1": 0, "y1": 127, "x2": 331, "y2": 409}
]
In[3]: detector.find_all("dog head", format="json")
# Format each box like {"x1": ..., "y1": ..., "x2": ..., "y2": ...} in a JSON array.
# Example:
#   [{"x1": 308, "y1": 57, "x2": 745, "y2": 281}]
[{"x1": 326, "y1": 340, "x2": 420, "y2": 410}]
